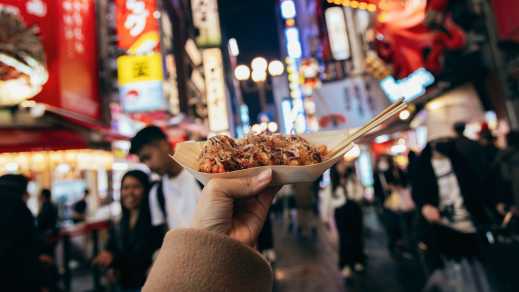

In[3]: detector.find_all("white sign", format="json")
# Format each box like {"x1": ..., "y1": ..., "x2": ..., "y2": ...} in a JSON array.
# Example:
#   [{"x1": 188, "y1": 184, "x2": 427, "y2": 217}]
[
  {"x1": 315, "y1": 78, "x2": 388, "y2": 130},
  {"x1": 325, "y1": 7, "x2": 350, "y2": 61},
  {"x1": 191, "y1": 0, "x2": 222, "y2": 47},
  {"x1": 203, "y1": 48, "x2": 229, "y2": 133}
]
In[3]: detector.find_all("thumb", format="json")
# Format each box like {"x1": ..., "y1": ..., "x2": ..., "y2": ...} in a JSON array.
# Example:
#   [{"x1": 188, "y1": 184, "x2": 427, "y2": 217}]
[{"x1": 208, "y1": 169, "x2": 273, "y2": 199}]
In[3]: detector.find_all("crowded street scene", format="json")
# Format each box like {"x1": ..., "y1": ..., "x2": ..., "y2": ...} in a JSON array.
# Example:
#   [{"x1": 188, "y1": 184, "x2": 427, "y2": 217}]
[{"x1": 2, "y1": 0, "x2": 519, "y2": 291}]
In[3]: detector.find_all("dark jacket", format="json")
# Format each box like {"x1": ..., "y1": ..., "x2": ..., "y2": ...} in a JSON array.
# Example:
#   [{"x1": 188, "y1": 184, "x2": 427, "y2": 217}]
[
  {"x1": 0, "y1": 195, "x2": 44, "y2": 292},
  {"x1": 411, "y1": 140, "x2": 493, "y2": 228},
  {"x1": 37, "y1": 201, "x2": 58, "y2": 235},
  {"x1": 453, "y1": 136, "x2": 488, "y2": 180},
  {"x1": 491, "y1": 147, "x2": 519, "y2": 207},
  {"x1": 106, "y1": 209, "x2": 164, "y2": 289},
  {"x1": 36, "y1": 200, "x2": 59, "y2": 256}
]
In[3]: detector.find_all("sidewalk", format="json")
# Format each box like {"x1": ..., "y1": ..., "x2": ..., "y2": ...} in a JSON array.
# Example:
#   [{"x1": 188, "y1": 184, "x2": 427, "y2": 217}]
[{"x1": 272, "y1": 207, "x2": 425, "y2": 292}]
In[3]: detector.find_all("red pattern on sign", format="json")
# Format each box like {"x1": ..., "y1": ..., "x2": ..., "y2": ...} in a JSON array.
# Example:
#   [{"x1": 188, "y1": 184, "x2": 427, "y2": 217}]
[{"x1": 115, "y1": 0, "x2": 159, "y2": 50}]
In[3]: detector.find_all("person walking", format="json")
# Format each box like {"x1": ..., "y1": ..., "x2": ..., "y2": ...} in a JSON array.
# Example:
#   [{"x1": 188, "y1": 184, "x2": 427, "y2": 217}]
[
  {"x1": 373, "y1": 155, "x2": 409, "y2": 256},
  {"x1": 36, "y1": 189, "x2": 59, "y2": 254},
  {"x1": 94, "y1": 170, "x2": 163, "y2": 292},
  {"x1": 130, "y1": 126, "x2": 201, "y2": 230},
  {"x1": 0, "y1": 175, "x2": 46, "y2": 292},
  {"x1": 412, "y1": 138, "x2": 493, "y2": 271},
  {"x1": 331, "y1": 165, "x2": 366, "y2": 279}
]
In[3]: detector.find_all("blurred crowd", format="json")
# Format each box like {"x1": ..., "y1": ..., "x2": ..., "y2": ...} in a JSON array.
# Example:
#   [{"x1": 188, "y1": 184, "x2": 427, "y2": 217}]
[{"x1": 2, "y1": 123, "x2": 519, "y2": 292}]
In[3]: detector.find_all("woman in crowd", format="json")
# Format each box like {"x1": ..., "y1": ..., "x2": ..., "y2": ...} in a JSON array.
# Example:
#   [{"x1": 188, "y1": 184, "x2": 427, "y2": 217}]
[
  {"x1": 331, "y1": 165, "x2": 365, "y2": 279},
  {"x1": 94, "y1": 170, "x2": 163, "y2": 292},
  {"x1": 373, "y1": 155, "x2": 409, "y2": 256},
  {"x1": 412, "y1": 138, "x2": 493, "y2": 270}
]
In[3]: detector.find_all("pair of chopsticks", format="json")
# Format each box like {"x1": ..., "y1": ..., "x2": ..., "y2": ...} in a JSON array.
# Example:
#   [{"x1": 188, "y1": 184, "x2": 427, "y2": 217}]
[{"x1": 327, "y1": 98, "x2": 408, "y2": 158}]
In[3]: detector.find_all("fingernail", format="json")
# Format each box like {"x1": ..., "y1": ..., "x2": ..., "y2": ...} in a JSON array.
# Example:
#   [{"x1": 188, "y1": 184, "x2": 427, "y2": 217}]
[{"x1": 256, "y1": 169, "x2": 272, "y2": 183}]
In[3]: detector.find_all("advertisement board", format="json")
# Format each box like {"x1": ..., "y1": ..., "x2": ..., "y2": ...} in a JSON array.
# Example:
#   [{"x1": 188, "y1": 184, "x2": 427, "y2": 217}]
[
  {"x1": 315, "y1": 77, "x2": 388, "y2": 130},
  {"x1": 115, "y1": 0, "x2": 160, "y2": 53},
  {"x1": 0, "y1": 0, "x2": 100, "y2": 119},
  {"x1": 117, "y1": 53, "x2": 167, "y2": 112},
  {"x1": 325, "y1": 7, "x2": 350, "y2": 61},
  {"x1": 191, "y1": 0, "x2": 222, "y2": 47},
  {"x1": 202, "y1": 48, "x2": 229, "y2": 133}
]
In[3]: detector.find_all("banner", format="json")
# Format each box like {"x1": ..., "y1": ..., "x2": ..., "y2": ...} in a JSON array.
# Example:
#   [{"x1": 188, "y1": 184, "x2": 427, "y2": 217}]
[
  {"x1": 117, "y1": 53, "x2": 166, "y2": 112},
  {"x1": 325, "y1": 7, "x2": 350, "y2": 61},
  {"x1": 191, "y1": 0, "x2": 222, "y2": 47},
  {"x1": 315, "y1": 78, "x2": 389, "y2": 130},
  {"x1": 203, "y1": 49, "x2": 229, "y2": 132},
  {"x1": 0, "y1": 0, "x2": 100, "y2": 119}
]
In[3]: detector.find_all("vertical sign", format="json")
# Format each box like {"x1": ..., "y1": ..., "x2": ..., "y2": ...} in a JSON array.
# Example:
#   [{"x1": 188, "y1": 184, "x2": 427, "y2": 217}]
[
  {"x1": 0, "y1": 0, "x2": 100, "y2": 119},
  {"x1": 325, "y1": 7, "x2": 351, "y2": 61},
  {"x1": 115, "y1": 0, "x2": 160, "y2": 53},
  {"x1": 59, "y1": 0, "x2": 100, "y2": 119},
  {"x1": 203, "y1": 48, "x2": 229, "y2": 132},
  {"x1": 191, "y1": 0, "x2": 222, "y2": 47}
]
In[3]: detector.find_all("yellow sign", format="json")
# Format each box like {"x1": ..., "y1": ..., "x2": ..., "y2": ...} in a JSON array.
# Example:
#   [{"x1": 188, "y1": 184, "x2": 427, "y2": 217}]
[{"x1": 117, "y1": 53, "x2": 163, "y2": 85}]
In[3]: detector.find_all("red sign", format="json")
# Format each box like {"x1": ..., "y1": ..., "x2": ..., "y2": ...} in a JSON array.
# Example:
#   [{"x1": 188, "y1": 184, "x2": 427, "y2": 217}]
[
  {"x1": 115, "y1": 0, "x2": 159, "y2": 51},
  {"x1": 492, "y1": 0, "x2": 519, "y2": 42},
  {"x1": 0, "y1": 0, "x2": 100, "y2": 119}
]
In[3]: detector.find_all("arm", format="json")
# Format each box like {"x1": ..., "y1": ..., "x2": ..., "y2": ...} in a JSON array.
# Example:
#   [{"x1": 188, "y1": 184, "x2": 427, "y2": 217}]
[{"x1": 143, "y1": 170, "x2": 276, "y2": 292}]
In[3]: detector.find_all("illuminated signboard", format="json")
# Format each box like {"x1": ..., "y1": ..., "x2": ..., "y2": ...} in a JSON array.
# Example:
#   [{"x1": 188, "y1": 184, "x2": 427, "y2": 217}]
[
  {"x1": 115, "y1": 0, "x2": 160, "y2": 53},
  {"x1": 380, "y1": 68, "x2": 435, "y2": 102},
  {"x1": 191, "y1": 0, "x2": 222, "y2": 47},
  {"x1": 285, "y1": 27, "x2": 302, "y2": 59},
  {"x1": 280, "y1": 0, "x2": 296, "y2": 19},
  {"x1": 203, "y1": 48, "x2": 229, "y2": 132},
  {"x1": 117, "y1": 53, "x2": 167, "y2": 112},
  {"x1": 280, "y1": 0, "x2": 305, "y2": 133},
  {"x1": 325, "y1": 7, "x2": 350, "y2": 61}
]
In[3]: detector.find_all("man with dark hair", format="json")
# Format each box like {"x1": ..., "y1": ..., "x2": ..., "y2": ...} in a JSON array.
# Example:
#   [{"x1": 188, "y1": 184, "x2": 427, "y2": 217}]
[
  {"x1": 72, "y1": 188, "x2": 90, "y2": 223},
  {"x1": 130, "y1": 126, "x2": 201, "y2": 230},
  {"x1": 0, "y1": 174, "x2": 45, "y2": 291}
]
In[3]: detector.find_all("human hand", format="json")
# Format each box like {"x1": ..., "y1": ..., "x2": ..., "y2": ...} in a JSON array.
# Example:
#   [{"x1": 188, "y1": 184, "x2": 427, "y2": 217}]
[
  {"x1": 93, "y1": 251, "x2": 113, "y2": 268},
  {"x1": 496, "y1": 203, "x2": 507, "y2": 216},
  {"x1": 422, "y1": 205, "x2": 441, "y2": 223},
  {"x1": 192, "y1": 169, "x2": 279, "y2": 247}
]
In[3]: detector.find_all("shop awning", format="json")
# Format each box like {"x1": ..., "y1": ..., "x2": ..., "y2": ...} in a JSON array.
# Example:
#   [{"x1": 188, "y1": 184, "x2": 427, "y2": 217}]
[
  {"x1": 0, "y1": 128, "x2": 88, "y2": 153},
  {"x1": 0, "y1": 105, "x2": 129, "y2": 153}
]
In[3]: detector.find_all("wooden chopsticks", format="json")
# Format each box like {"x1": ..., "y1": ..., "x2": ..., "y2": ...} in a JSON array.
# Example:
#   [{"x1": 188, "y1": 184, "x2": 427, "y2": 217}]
[{"x1": 327, "y1": 98, "x2": 407, "y2": 158}]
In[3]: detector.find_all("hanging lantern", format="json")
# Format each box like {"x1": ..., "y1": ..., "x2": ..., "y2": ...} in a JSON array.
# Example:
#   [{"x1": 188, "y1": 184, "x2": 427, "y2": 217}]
[{"x1": 0, "y1": 11, "x2": 48, "y2": 106}]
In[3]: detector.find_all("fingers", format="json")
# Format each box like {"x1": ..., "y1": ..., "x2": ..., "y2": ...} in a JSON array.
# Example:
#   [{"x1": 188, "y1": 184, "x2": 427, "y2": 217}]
[
  {"x1": 255, "y1": 187, "x2": 281, "y2": 214},
  {"x1": 207, "y1": 169, "x2": 273, "y2": 199}
]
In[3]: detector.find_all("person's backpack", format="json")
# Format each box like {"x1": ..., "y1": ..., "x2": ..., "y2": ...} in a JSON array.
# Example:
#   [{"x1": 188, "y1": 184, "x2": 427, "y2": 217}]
[{"x1": 154, "y1": 180, "x2": 168, "y2": 223}]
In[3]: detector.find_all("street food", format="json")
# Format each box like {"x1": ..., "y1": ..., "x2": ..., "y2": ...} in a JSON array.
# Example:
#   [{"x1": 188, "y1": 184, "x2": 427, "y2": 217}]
[{"x1": 198, "y1": 132, "x2": 328, "y2": 173}]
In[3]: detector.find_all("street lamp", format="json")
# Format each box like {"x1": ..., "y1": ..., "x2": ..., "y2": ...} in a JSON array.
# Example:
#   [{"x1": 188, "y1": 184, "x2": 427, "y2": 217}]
[
  {"x1": 251, "y1": 69, "x2": 267, "y2": 82},
  {"x1": 234, "y1": 64, "x2": 251, "y2": 81},
  {"x1": 268, "y1": 60, "x2": 284, "y2": 76},
  {"x1": 251, "y1": 57, "x2": 268, "y2": 72}
]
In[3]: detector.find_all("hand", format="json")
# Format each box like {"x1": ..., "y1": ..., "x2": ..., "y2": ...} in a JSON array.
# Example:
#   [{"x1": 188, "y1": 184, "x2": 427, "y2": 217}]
[
  {"x1": 93, "y1": 251, "x2": 113, "y2": 268},
  {"x1": 496, "y1": 203, "x2": 507, "y2": 216},
  {"x1": 422, "y1": 205, "x2": 440, "y2": 223},
  {"x1": 192, "y1": 169, "x2": 279, "y2": 247}
]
